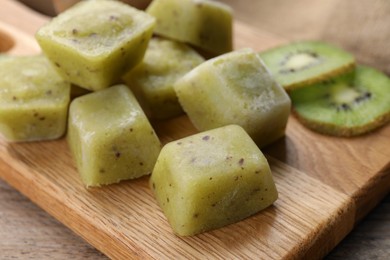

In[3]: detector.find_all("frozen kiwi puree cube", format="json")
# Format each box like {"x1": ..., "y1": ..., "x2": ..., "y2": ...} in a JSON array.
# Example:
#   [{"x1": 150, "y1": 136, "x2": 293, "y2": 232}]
[
  {"x1": 67, "y1": 85, "x2": 161, "y2": 187},
  {"x1": 123, "y1": 37, "x2": 205, "y2": 119},
  {"x1": 0, "y1": 54, "x2": 9, "y2": 60},
  {"x1": 146, "y1": 0, "x2": 233, "y2": 55},
  {"x1": 36, "y1": 0, "x2": 155, "y2": 91},
  {"x1": 0, "y1": 55, "x2": 70, "y2": 142},
  {"x1": 175, "y1": 49, "x2": 291, "y2": 148},
  {"x1": 150, "y1": 125, "x2": 278, "y2": 236}
]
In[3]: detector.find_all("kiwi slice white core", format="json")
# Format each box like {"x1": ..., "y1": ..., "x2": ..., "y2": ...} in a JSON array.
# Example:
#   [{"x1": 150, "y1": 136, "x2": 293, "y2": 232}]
[
  {"x1": 332, "y1": 86, "x2": 362, "y2": 105},
  {"x1": 280, "y1": 51, "x2": 322, "y2": 73}
]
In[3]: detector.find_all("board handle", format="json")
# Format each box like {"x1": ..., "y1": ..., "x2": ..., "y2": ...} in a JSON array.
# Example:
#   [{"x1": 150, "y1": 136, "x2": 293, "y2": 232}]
[
  {"x1": 0, "y1": 22, "x2": 40, "y2": 55},
  {"x1": 1, "y1": 0, "x2": 52, "y2": 56}
]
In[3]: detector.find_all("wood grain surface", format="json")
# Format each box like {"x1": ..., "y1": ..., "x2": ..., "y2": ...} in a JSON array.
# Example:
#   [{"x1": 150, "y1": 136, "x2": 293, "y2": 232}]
[{"x1": 0, "y1": 0, "x2": 389, "y2": 259}]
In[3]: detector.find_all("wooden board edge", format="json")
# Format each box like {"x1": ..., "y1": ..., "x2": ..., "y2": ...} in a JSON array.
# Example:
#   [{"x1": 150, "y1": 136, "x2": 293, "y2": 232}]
[
  {"x1": 352, "y1": 162, "x2": 390, "y2": 222},
  {"x1": 267, "y1": 157, "x2": 357, "y2": 259}
]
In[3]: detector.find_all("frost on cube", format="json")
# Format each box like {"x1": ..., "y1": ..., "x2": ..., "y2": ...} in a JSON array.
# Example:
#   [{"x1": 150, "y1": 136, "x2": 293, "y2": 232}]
[
  {"x1": 67, "y1": 85, "x2": 161, "y2": 187},
  {"x1": 36, "y1": 0, "x2": 155, "y2": 91},
  {"x1": 0, "y1": 55, "x2": 70, "y2": 142},
  {"x1": 146, "y1": 0, "x2": 232, "y2": 55},
  {"x1": 123, "y1": 38, "x2": 205, "y2": 119},
  {"x1": 174, "y1": 49, "x2": 291, "y2": 148},
  {"x1": 150, "y1": 125, "x2": 278, "y2": 236}
]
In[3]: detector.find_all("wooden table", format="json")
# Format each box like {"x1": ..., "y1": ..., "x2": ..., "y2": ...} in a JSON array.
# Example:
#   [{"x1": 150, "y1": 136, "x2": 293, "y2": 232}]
[{"x1": 0, "y1": 0, "x2": 389, "y2": 259}]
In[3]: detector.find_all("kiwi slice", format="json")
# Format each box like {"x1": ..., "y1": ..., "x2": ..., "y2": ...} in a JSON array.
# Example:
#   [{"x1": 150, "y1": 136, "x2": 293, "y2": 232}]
[
  {"x1": 290, "y1": 65, "x2": 390, "y2": 136},
  {"x1": 259, "y1": 41, "x2": 355, "y2": 91}
]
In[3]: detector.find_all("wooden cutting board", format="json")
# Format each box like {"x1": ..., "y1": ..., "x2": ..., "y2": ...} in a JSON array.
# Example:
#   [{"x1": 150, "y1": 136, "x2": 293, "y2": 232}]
[{"x1": 0, "y1": 0, "x2": 389, "y2": 259}]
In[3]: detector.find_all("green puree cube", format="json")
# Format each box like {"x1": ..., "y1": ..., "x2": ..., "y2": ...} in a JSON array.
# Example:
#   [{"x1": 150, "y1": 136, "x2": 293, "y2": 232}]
[
  {"x1": 36, "y1": 0, "x2": 155, "y2": 91},
  {"x1": 68, "y1": 85, "x2": 161, "y2": 187},
  {"x1": 0, "y1": 55, "x2": 70, "y2": 142},
  {"x1": 146, "y1": 0, "x2": 233, "y2": 55},
  {"x1": 0, "y1": 54, "x2": 9, "y2": 60},
  {"x1": 150, "y1": 125, "x2": 278, "y2": 236},
  {"x1": 175, "y1": 49, "x2": 291, "y2": 148},
  {"x1": 123, "y1": 38, "x2": 205, "y2": 120}
]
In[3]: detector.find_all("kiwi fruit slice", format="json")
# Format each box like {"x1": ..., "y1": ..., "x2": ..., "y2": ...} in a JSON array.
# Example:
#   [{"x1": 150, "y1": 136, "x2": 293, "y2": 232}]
[
  {"x1": 259, "y1": 41, "x2": 355, "y2": 91},
  {"x1": 290, "y1": 65, "x2": 390, "y2": 137}
]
